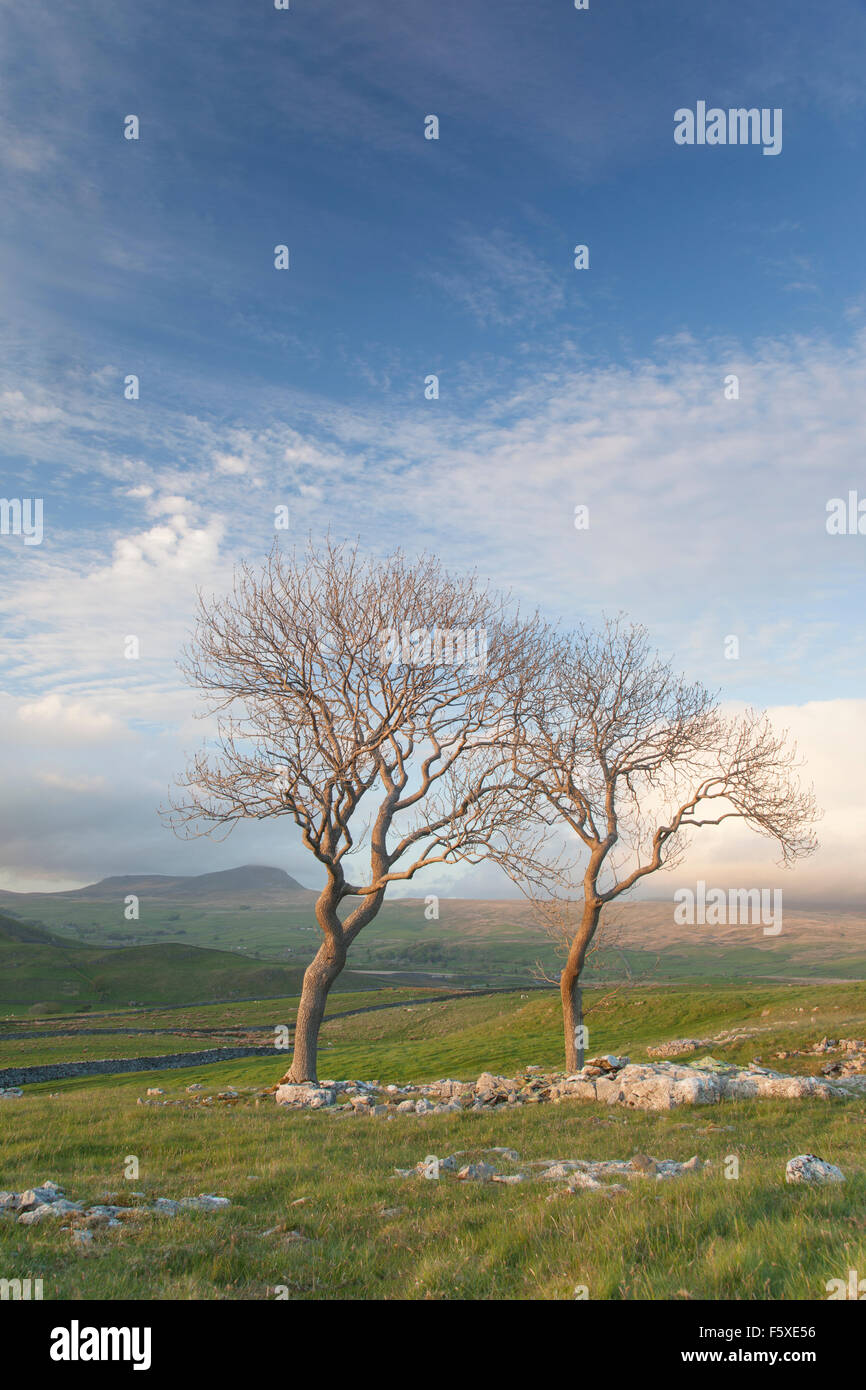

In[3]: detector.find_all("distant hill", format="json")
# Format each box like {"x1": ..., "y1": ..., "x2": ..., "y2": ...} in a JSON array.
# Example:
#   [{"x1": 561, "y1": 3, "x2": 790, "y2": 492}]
[
  {"x1": 0, "y1": 909, "x2": 67, "y2": 947},
  {"x1": 0, "y1": 931, "x2": 309, "y2": 1013},
  {"x1": 0, "y1": 865, "x2": 315, "y2": 907}
]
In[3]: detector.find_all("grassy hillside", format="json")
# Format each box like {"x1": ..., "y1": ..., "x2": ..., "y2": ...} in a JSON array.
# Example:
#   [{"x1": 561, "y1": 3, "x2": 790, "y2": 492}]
[
  {"x1": 0, "y1": 937, "x2": 417, "y2": 1019},
  {"x1": 5, "y1": 978, "x2": 865, "y2": 1084},
  {"x1": 0, "y1": 936, "x2": 308, "y2": 1015},
  {"x1": 3, "y1": 980, "x2": 865, "y2": 1300},
  {"x1": 11, "y1": 893, "x2": 866, "y2": 989},
  {"x1": 0, "y1": 908, "x2": 68, "y2": 946},
  {"x1": 0, "y1": 896, "x2": 422, "y2": 1015}
]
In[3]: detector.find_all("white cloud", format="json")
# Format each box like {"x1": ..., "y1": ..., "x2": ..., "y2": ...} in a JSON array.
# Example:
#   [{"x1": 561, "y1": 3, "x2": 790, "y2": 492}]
[
  {"x1": 214, "y1": 453, "x2": 248, "y2": 476},
  {"x1": 17, "y1": 694, "x2": 125, "y2": 743},
  {"x1": 639, "y1": 699, "x2": 866, "y2": 908},
  {"x1": 37, "y1": 770, "x2": 106, "y2": 793}
]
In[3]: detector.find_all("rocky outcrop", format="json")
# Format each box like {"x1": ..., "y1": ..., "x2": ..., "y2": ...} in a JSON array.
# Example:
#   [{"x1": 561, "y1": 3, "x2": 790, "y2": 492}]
[
  {"x1": 274, "y1": 1083, "x2": 337, "y2": 1109},
  {"x1": 553, "y1": 1058, "x2": 836, "y2": 1110},
  {"x1": 274, "y1": 1054, "x2": 857, "y2": 1113}
]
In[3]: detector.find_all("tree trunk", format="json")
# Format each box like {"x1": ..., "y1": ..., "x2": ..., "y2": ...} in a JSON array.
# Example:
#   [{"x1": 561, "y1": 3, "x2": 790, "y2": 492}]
[
  {"x1": 560, "y1": 900, "x2": 602, "y2": 1072},
  {"x1": 281, "y1": 939, "x2": 345, "y2": 1084},
  {"x1": 561, "y1": 967, "x2": 582, "y2": 1072}
]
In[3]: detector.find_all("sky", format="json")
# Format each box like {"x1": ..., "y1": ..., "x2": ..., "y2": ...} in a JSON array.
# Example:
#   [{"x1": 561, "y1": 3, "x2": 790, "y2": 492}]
[{"x1": 0, "y1": 0, "x2": 864, "y2": 904}]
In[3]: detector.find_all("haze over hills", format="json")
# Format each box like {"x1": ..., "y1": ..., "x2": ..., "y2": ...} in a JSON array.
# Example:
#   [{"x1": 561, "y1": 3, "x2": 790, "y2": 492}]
[{"x1": 0, "y1": 864, "x2": 315, "y2": 907}]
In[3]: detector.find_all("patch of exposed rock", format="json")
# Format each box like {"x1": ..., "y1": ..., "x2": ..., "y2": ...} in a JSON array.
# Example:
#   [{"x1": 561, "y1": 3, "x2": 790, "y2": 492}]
[
  {"x1": 392, "y1": 1148, "x2": 712, "y2": 1192},
  {"x1": 774, "y1": 1037, "x2": 866, "y2": 1078},
  {"x1": 0, "y1": 1180, "x2": 230, "y2": 1230},
  {"x1": 275, "y1": 1054, "x2": 864, "y2": 1114}
]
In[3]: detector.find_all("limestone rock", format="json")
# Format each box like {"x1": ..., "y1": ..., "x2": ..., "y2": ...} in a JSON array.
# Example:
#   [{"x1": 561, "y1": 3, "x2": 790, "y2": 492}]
[
  {"x1": 457, "y1": 1162, "x2": 495, "y2": 1182},
  {"x1": 785, "y1": 1154, "x2": 845, "y2": 1185},
  {"x1": 18, "y1": 1183, "x2": 64, "y2": 1211},
  {"x1": 274, "y1": 1083, "x2": 336, "y2": 1109}
]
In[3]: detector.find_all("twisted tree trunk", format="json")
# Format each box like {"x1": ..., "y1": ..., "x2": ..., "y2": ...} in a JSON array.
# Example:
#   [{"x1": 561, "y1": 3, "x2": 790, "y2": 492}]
[
  {"x1": 560, "y1": 900, "x2": 601, "y2": 1071},
  {"x1": 282, "y1": 938, "x2": 346, "y2": 1083}
]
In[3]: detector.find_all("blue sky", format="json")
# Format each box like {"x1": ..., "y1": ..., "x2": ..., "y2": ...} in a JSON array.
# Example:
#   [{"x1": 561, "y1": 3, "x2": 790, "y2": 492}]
[{"x1": 0, "y1": 0, "x2": 864, "y2": 900}]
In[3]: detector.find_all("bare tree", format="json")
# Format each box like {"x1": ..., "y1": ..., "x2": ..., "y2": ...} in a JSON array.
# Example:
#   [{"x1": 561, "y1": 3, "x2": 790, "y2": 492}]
[
  {"x1": 522, "y1": 896, "x2": 658, "y2": 1067},
  {"x1": 168, "y1": 539, "x2": 548, "y2": 1083},
  {"x1": 504, "y1": 616, "x2": 819, "y2": 1072}
]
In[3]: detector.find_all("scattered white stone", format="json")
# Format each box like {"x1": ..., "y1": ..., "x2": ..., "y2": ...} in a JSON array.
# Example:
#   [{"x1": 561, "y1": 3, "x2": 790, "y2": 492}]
[
  {"x1": 565, "y1": 1171, "x2": 605, "y2": 1191},
  {"x1": 647, "y1": 1040, "x2": 701, "y2": 1057},
  {"x1": 474, "y1": 1072, "x2": 505, "y2": 1095},
  {"x1": 153, "y1": 1198, "x2": 181, "y2": 1214},
  {"x1": 18, "y1": 1205, "x2": 55, "y2": 1225},
  {"x1": 785, "y1": 1154, "x2": 845, "y2": 1185},
  {"x1": 542, "y1": 1162, "x2": 584, "y2": 1180},
  {"x1": 179, "y1": 1194, "x2": 231, "y2": 1211},
  {"x1": 18, "y1": 1184, "x2": 64, "y2": 1211},
  {"x1": 457, "y1": 1162, "x2": 495, "y2": 1182}
]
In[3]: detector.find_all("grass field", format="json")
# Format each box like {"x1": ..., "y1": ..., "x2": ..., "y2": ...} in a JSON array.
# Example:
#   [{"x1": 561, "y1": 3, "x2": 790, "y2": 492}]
[
  {"x1": 5, "y1": 979, "x2": 866, "y2": 1079},
  {"x1": 2, "y1": 1079, "x2": 863, "y2": 1300},
  {"x1": 2, "y1": 980, "x2": 865, "y2": 1300}
]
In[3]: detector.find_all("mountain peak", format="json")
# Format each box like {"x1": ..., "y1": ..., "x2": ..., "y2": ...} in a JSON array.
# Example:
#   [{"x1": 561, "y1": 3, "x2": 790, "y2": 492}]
[{"x1": 0, "y1": 865, "x2": 313, "y2": 904}]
